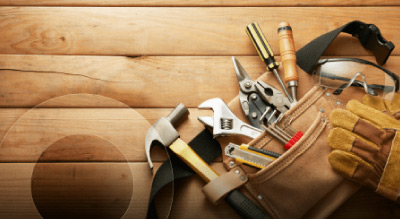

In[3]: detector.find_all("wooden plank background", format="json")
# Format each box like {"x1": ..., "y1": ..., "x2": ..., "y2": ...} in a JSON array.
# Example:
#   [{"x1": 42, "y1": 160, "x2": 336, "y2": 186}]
[{"x1": 0, "y1": 1, "x2": 399, "y2": 219}]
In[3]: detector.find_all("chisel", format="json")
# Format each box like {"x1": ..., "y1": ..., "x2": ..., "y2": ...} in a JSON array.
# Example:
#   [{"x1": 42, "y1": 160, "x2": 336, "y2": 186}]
[{"x1": 278, "y1": 22, "x2": 299, "y2": 103}]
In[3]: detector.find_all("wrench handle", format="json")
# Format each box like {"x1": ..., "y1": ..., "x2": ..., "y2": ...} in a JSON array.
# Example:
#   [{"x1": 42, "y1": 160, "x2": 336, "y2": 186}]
[{"x1": 240, "y1": 124, "x2": 263, "y2": 139}]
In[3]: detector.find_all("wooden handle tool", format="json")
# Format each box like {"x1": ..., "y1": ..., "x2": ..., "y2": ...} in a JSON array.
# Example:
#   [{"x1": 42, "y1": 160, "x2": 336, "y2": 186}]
[
  {"x1": 278, "y1": 22, "x2": 298, "y2": 102},
  {"x1": 169, "y1": 138, "x2": 270, "y2": 218}
]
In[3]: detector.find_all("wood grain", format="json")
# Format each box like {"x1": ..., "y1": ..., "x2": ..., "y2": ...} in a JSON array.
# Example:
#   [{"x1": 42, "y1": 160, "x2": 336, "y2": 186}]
[
  {"x1": 0, "y1": 2, "x2": 399, "y2": 218},
  {"x1": 1, "y1": 55, "x2": 399, "y2": 108},
  {"x1": 0, "y1": 55, "x2": 264, "y2": 107},
  {"x1": 0, "y1": 7, "x2": 398, "y2": 56},
  {"x1": 0, "y1": 162, "x2": 239, "y2": 219},
  {"x1": 0, "y1": 107, "x2": 216, "y2": 162},
  {"x1": 0, "y1": 0, "x2": 398, "y2": 6}
]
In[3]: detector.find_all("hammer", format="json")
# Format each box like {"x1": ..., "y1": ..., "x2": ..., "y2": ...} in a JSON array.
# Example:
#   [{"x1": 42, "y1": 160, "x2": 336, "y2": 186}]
[{"x1": 145, "y1": 103, "x2": 270, "y2": 219}]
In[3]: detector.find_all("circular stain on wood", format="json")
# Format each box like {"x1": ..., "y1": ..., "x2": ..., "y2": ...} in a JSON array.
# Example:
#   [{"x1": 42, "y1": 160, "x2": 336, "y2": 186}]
[{"x1": 31, "y1": 135, "x2": 133, "y2": 219}]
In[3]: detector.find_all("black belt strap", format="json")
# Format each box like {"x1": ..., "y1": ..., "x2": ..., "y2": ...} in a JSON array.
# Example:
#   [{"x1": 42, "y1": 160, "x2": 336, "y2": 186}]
[
  {"x1": 147, "y1": 129, "x2": 221, "y2": 218},
  {"x1": 296, "y1": 20, "x2": 394, "y2": 73},
  {"x1": 146, "y1": 20, "x2": 394, "y2": 219}
]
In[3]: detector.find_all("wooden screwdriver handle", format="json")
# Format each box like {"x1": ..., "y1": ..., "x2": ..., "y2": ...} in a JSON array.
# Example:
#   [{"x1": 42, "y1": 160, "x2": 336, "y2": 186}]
[{"x1": 278, "y1": 22, "x2": 298, "y2": 83}]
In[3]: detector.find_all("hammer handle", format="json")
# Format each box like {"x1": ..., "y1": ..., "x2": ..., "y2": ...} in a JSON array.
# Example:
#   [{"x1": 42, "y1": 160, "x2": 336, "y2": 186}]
[
  {"x1": 169, "y1": 138, "x2": 219, "y2": 182},
  {"x1": 169, "y1": 138, "x2": 270, "y2": 219},
  {"x1": 225, "y1": 190, "x2": 271, "y2": 219}
]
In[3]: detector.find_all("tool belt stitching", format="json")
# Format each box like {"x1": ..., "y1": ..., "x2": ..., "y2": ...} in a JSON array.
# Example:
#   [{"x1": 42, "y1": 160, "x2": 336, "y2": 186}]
[
  {"x1": 245, "y1": 182, "x2": 280, "y2": 219},
  {"x1": 246, "y1": 116, "x2": 327, "y2": 218},
  {"x1": 250, "y1": 112, "x2": 326, "y2": 184},
  {"x1": 251, "y1": 132, "x2": 274, "y2": 149},
  {"x1": 289, "y1": 87, "x2": 325, "y2": 122},
  {"x1": 248, "y1": 86, "x2": 323, "y2": 151}
]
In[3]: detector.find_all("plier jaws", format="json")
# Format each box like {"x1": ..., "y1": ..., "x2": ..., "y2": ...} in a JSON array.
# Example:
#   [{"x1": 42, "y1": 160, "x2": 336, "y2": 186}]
[
  {"x1": 255, "y1": 81, "x2": 291, "y2": 114},
  {"x1": 233, "y1": 56, "x2": 257, "y2": 117}
]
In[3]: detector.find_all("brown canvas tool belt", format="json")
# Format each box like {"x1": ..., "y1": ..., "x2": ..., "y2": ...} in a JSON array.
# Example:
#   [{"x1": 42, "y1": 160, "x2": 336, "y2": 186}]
[
  {"x1": 219, "y1": 85, "x2": 359, "y2": 218},
  {"x1": 147, "y1": 20, "x2": 394, "y2": 218}
]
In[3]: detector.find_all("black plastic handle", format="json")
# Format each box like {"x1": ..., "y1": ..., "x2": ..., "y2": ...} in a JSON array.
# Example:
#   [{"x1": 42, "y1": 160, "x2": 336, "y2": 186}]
[{"x1": 224, "y1": 190, "x2": 271, "y2": 219}]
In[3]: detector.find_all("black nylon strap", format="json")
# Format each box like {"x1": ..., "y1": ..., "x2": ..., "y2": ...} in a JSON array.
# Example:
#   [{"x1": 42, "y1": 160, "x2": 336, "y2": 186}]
[
  {"x1": 146, "y1": 129, "x2": 221, "y2": 218},
  {"x1": 296, "y1": 20, "x2": 394, "y2": 73}
]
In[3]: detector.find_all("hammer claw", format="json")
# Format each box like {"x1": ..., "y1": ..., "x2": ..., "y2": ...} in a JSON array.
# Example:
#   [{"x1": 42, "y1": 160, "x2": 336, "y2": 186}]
[{"x1": 144, "y1": 104, "x2": 189, "y2": 171}]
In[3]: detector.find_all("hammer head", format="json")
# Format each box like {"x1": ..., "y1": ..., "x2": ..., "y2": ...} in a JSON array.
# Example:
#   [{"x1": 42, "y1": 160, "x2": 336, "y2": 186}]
[{"x1": 145, "y1": 103, "x2": 189, "y2": 170}]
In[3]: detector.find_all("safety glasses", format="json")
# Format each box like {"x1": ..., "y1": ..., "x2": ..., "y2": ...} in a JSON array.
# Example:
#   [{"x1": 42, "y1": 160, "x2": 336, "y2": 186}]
[{"x1": 311, "y1": 58, "x2": 399, "y2": 101}]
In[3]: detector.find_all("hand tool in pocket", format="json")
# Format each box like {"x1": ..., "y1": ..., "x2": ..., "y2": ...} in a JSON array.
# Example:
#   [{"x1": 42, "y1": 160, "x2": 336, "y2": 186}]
[
  {"x1": 233, "y1": 56, "x2": 291, "y2": 127},
  {"x1": 278, "y1": 22, "x2": 299, "y2": 103},
  {"x1": 328, "y1": 99, "x2": 400, "y2": 202},
  {"x1": 198, "y1": 97, "x2": 263, "y2": 139},
  {"x1": 198, "y1": 97, "x2": 302, "y2": 149},
  {"x1": 246, "y1": 22, "x2": 294, "y2": 103},
  {"x1": 145, "y1": 103, "x2": 270, "y2": 219},
  {"x1": 232, "y1": 58, "x2": 302, "y2": 148},
  {"x1": 225, "y1": 143, "x2": 280, "y2": 169}
]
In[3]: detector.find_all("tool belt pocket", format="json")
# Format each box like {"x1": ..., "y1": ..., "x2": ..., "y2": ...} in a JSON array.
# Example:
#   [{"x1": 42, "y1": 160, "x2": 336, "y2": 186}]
[{"x1": 235, "y1": 86, "x2": 345, "y2": 219}]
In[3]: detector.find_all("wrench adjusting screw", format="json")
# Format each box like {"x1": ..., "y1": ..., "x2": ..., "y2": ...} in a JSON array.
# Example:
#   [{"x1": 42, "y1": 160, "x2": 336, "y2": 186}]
[{"x1": 220, "y1": 118, "x2": 233, "y2": 130}]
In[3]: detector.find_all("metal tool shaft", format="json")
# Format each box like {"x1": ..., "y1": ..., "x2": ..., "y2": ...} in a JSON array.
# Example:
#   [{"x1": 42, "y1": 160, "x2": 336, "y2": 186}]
[
  {"x1": 246, "y1": 22, "x2": 293, "y2": 103},
  {"x1": 272, "y1": 68, "x2": 293, "y2": 103},
  {"x1": 278, "y1": 22, "x2": 298, "y2": 103}
]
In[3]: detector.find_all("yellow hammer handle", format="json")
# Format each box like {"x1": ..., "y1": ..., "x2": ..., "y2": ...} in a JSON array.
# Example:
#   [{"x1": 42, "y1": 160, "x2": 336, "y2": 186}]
[{"x1": 169, "y1": 138, "x2": 219, "y2": 183}]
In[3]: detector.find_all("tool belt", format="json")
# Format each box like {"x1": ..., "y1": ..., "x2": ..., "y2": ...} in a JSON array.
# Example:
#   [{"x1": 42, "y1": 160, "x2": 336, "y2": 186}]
[
  {"x1": 221, "y1": 85, "x2": 355, "y2": 218},
  {"x1": 147, "y1": 20, "x2": 394, "y2": 218}
]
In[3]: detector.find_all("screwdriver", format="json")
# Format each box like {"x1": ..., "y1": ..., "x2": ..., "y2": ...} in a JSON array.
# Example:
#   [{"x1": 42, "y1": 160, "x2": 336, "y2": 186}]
[
  {"x1": 278, "y1": 22, "x2": 298, "y2": 103},
  {"x1": 246, "y1": 22, "x2": 294, "y2": 103}
]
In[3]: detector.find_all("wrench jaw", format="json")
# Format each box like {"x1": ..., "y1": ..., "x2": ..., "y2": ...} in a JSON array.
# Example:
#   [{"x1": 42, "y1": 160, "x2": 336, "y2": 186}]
[
  {"x1": 198, "y1": 115, "x2": 231, "y2": 138},
  {"x1": 198, "y1": 116, "x2": 230, "y2": 138},
  {"x1": 198, "y1": 98, "x2": 238, "y2": 137},
  {"x1": 197, "y1": 116, "x2": 214, "y2": 128},
  {"x1": 198, "y1": 97, "x2": 263, "y2": 139}
]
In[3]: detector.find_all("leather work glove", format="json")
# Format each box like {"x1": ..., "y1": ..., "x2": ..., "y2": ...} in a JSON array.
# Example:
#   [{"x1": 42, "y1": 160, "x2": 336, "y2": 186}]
[
  {"x1": 363, "y1": 94, "x2": 400, "y2": 119},
  {"x1": 328, "y1": 99, "x2": 400, "y2": 202}
]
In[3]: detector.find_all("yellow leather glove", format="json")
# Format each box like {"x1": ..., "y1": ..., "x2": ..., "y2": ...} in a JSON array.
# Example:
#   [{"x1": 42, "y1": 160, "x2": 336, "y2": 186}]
[
  {"x1": 328, "y1": 99, "x2": 400, "y2": 202},
  {"x1": 363, "y1": 94, "x2": 400, "y2": 119}
]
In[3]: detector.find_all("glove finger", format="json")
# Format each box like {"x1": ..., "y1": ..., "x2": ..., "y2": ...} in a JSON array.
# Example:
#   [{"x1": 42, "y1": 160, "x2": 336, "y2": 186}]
[
  {"x1": 363, "y1": 94, "x2": 400, "y2": 120},
  {"x1": 362, "y1": 95, "x2": 387, "y2": 112},
  {"x1": 330, "y1": 109, "x2": 387, "y2": 146},
  {"x1": 329, "y1": 150, "x2": 379, "y2": 189},
  {"x1": 346, "y1": 99, "x2": 400, "y2": 130},
  {"x1": 328, "y1": 127, "x2": 379, "y2": 164},
  {"x1": 385, "y1": 94, "x2": 400, "y2": 120}
]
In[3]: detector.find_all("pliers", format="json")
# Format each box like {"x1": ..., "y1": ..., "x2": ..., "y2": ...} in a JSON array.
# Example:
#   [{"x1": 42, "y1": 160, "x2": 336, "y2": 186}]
[{"x1": 233, "y1": 56, "x2": 291, "y2": 128}]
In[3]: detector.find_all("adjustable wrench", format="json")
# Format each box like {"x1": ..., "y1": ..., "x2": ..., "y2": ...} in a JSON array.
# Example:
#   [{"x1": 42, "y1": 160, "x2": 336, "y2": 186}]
[
  {"x1": 198, "y1": 98, "x2": 296, "y2": 144},
  {"x1": 198, "y1": 98, "x2": 263, "y2": 139}
]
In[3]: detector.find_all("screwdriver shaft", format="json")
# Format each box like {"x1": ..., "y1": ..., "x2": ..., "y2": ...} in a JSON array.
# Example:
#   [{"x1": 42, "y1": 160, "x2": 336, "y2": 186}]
[
  {"x1": 272, "y1": 69, "x2": 293, "y2": 103},
  {"x1": 246, "y1": 22, "x2": 293, "y2": 103}
]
